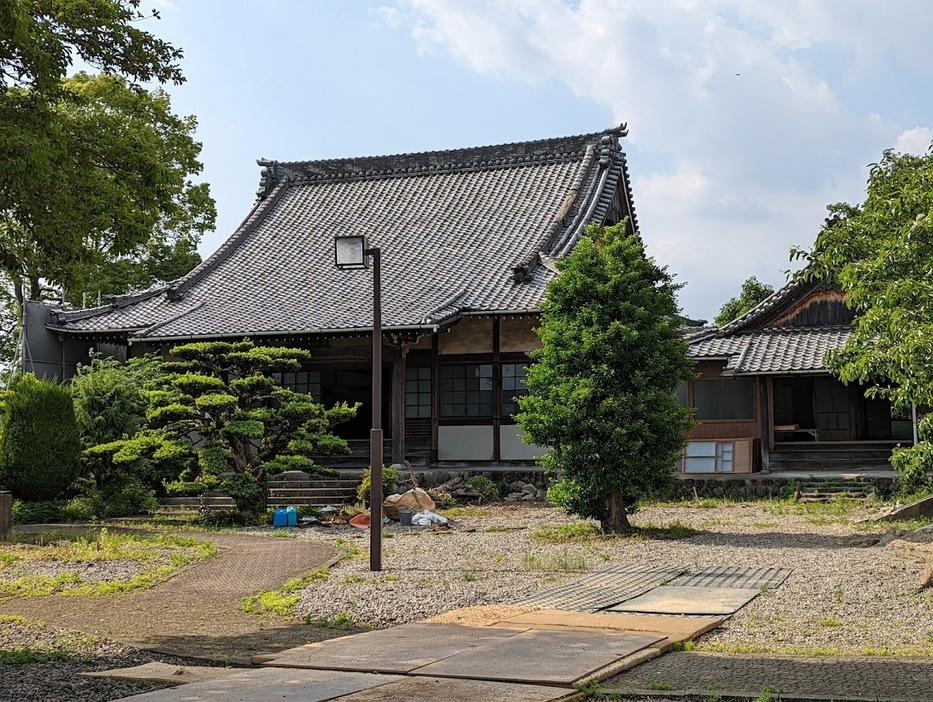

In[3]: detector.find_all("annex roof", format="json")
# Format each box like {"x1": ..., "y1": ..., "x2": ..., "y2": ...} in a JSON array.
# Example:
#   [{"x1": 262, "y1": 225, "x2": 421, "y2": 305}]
[
  {"x1": 688, "y1": 273, "x2": 853, "y2": 375},
  {"x1": 50, "y1": 126, "x2": 636, "y2": 342},
  {"x1": 690, "y1": 325, "x2": 852, "y2": 375}
]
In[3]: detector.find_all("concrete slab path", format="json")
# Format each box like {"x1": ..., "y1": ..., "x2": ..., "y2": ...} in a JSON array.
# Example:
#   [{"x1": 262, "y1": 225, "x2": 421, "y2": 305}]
[{"x1": 117, "y1": 668, "x2": 405, "y2": 702}]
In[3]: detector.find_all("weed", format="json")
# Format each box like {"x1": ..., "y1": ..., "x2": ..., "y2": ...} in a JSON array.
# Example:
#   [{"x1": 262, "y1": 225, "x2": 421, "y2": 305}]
[
  {"x1": 576, "y1": 680, "x2": 603, "y2": 699},
  {"x1": 705, "y1": 684, "x2": 722, "y2": 702},
  {"x1": 670, "y1": 640, "x2": 696, "y2": 652},
  {"x1": 0, "y1": 648, "x2": 72, "y2": 665},
  {"x1": 271, "y1": 530, "x2": 297, "y2": 539},
  {"x1": 242, "y1": 568, "x2": 329, "y2": 617},
  {"x1": 819, "y1": 618, "x2": 842, "y2": 628},
  {"x1": 753, "y1": 685, "x2": 780, "y2": 702},
  {"x1": 484, "y1": 526, "x2": 510, "y2": 533},
  {"x1": 833, "y1": 584, "x2": 845, "y2": 604},
  {"x1": 334, "y1": 538, "x2": 365, "y2": 561},
  {"x1": 462, "y1": 569, "x2": 477, "y2": 582},
  {"x1": 645, "y1": 681, "x2": 673, "y2": 690},
  {"x1": 307, "y1": 611, "x2": 356, "y2": 630}
]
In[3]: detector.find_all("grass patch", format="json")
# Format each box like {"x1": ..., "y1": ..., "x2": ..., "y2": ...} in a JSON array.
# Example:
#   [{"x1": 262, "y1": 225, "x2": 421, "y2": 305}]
[
  {"x1": 0, "y1": 647, "x2": 73, "y2": 665},
  {"x1": 635, "y1": 520, "x2": 699, "y2": 540},
  {"x1": 531, "y1": 522, "x2": 603, "y2": 543},
  {"x1": 0, "y1": 529, "x2": 216, "y2": 598},
  {"x1": 242, "y1": 567, "x2": 330, "y2": 617},
  {"x1": 521, "y1": 551, "x2": 589, "y2": 573},
  {"x1": 645, "y1": 681, "x2": 673, "y2": 690}
]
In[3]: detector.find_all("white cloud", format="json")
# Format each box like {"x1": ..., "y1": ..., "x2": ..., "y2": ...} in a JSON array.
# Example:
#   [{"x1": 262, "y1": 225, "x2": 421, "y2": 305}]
[
  {"x1": 894, "y1": 127, "x2": 933, "y2": 155},
  {"x1": 382, "y1": 0, "x2": 930, "y2": 318}
]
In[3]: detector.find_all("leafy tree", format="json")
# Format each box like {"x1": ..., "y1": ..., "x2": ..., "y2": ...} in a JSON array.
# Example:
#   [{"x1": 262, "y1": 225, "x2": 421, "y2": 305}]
[
  {"x1": 89, "y1": 340, "x2": 357, "y2": 511},
  {"x1": 714, "y1": 276, "x2": 775, "y2": 326},
  {"x1": 0, "y1": 0, "x2": 184, "y2": 95},
  {"x1": 516, "y1": 222, "x2": 694, "y2": 532},
  {"x1": 0, "y1": 3, "x2": 201, "y2": 363},
  {"x1": 0, "y1": 373, "x2": 81, "y2": 500},
  {"x1": 0, "y1": 72, "x2": 214, "y2": 308},
  {"x1": 794, "y1": 147, "x2": 933, "y2": 488}
]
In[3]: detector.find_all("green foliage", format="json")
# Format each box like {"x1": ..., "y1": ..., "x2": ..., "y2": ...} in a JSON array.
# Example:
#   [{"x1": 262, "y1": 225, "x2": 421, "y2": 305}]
[
  {"x1": 714, "y1": 276, "x2": 775, "y2": 326},
  {"x1": 71, "y1": 353, "x2": 164, "y2": 448},
  {"x1": 357, "y1": 465, "x2": 401, "y2": 505},
  {"x1": 63, "y1": 475, "x2": 158, "y2": 519},
  {"x1": 516, "y1": 222, "x2": 694, "y2": 533},
  {"x1": 195, "y1": 509, "x2": 264, "y2": 528},
  {"x1": 468, "y1": 475, "x2": 500, "y2": 502},
  {"x1": 0, "y1": 374, "x2": 81, "y2": 501},
  {"x1": 795, "y1": 148, "x2": 933, "y2": 489},
  {"x1": 0, "y1": 0, "x2": 183, "y2": 96},
  {"x1": 0, "y1": 71, "x2": 214, "y2": 311},
  {"x1": 11, "y1": 499, "x2": 64, "y2": 524},
  {"x1": 95, "y1": 339, "x2": 356, "y2": 512}
]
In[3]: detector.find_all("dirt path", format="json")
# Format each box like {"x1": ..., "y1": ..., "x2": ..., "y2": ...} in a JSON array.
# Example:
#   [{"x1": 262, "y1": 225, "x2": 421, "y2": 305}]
[{"x1": 0, "y1": 531, "x2": 350, "y2": 662}]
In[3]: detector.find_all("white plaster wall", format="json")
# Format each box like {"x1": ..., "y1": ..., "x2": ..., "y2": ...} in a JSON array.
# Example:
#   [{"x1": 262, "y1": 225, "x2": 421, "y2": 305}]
[
  {"x1": 438, "y1": 425, "x2": 494, "y2": 460},
  {"x1": 499, "y1": 426, "x2": 545, "y2": 460}
]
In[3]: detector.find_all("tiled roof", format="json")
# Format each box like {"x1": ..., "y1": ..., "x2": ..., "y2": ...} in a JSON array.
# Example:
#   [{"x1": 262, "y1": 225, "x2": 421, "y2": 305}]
[
  {"x1": 51, "y1": 127, "x2": 634, "y2": 341},
  {"x1": 690, "y1": 326, "x2": 852, "y2": 374}
]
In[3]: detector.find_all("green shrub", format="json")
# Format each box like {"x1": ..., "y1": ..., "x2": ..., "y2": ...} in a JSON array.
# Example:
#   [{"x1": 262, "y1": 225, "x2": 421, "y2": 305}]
[
  {"x1": 62, "y1": 476, "x2": 158, "y2": 519},
  {"x1": 357, "y1": 465, "x2": 401, "y2": 506},
  {"x1": 11, "y1": 499, "x2": 65, "y2": 524},
  {"x1": 196, "y1": 509, "x2": 264, "y2": 528},
  {"x1": 162, "y1": 479, "x2": 212, "y2": 496},
  {"x1": 219, "y1": 472, "x2": 264, "y2": 512},
  {"x1": 0, "y1": 375, "x2": 82, "y2": 501},
  {"x1": 70, "y1": 353, "x2": 164, "y2": 449},
  {"x1": 468, "y1": 475, "x2": 500, "y2": 502}
]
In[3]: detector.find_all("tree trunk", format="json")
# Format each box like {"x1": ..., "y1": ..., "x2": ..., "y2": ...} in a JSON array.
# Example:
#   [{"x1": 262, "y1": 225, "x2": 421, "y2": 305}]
[{"x1": 602, "y1": 488, "x2": 632, "y2": 534}]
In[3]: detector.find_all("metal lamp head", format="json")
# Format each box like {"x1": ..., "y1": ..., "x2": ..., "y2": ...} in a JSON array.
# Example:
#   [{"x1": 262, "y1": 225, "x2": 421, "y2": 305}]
[{"x1": 334, "y1": 235, "x2": 369, "y2": 270}]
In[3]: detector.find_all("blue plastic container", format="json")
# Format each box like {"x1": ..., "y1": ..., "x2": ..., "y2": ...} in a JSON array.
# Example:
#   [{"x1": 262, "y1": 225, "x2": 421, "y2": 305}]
[
  {"x1": 286, "y1": 506, "x2": 298, "y2": 527},
  {"x1": 273, "y1": 508, "x2": 288, "y2": 527}
]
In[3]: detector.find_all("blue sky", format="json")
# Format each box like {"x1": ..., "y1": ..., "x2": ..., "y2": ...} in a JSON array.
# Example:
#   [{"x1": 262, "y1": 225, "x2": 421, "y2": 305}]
[{"x1": 143, "y1": 1, "x2": 933, "y2": 321}]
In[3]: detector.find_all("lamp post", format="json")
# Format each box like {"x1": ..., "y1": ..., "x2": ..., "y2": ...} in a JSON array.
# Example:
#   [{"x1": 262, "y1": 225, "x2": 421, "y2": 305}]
[{"x1": 334, "y1": 235, "x2": 383, "y2": 571}]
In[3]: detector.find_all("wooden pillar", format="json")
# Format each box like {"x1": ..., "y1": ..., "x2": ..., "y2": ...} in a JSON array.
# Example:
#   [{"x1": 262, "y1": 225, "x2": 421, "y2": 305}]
[
  {"x1": 759, "y1": 376, "x2": 771, "y2": 472},
  {"x1": 0, "y1": 491, "x2": 11, "y2": 540},
  {"x1": 391, "y1": 343, "x2": 406, "y2": 465},
  {"x1": 492, "y1": 317, "x2": 501, "y2": 461}
]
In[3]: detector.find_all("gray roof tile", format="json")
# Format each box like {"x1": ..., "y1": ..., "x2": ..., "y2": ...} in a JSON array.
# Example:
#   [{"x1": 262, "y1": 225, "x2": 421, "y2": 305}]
[
  {"x1": 52, "y1": 128, "x2": 632, "y2": 341},
  {"x1": 690, "y1": 326, "x2": 852, "y2": 374}
]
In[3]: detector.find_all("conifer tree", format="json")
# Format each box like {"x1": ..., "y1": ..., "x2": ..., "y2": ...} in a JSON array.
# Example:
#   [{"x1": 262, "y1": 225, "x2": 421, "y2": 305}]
[{"x1": 517, "y1": 222, "x2": 693, "y2": 532}]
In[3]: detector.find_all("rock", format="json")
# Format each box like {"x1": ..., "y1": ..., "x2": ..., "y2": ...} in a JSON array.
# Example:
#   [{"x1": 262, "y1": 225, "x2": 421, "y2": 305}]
[
  {"x1": 521, "y1": 484, "x2": 537, "y2": 496},
  {"x1": 521, "y1": 494, "x2": 536, "y2": 501},
  {"x1": 506, "y1": 493, "x2": 524, "y2": 502},
  {"x1": 535, "y1": 489, "x2": 547, "y2": 500}
]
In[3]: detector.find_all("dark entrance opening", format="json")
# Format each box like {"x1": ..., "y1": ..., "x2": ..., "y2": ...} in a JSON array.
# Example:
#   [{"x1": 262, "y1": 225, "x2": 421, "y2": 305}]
[{"x1": 319, "y1": 366, "x2": 391, "y2": 441}]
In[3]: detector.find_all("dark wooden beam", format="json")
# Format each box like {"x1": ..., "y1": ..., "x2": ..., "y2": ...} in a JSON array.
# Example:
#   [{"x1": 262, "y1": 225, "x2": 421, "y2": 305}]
[
  {"x1": 391, "y1": 342, "x2": 406, "y2": 465},
  {"x1": 759, "y1": 376, "x2": 771, "y2": 472}
]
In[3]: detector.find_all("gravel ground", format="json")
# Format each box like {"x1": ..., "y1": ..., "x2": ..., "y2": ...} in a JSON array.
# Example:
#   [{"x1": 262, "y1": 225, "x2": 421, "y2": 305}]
[
  {"x1": 1, "y1": 559, "x2": 144, "y2": 583},
  {"x1": 280, "y1": 502, "x2": 933, "y2": 655},
  {"x1": 0, "y1": 615, "x2": 220, "y2": 702},
  {"x1": 3, "y1": 500, "x2": 931, "y2": 702}
]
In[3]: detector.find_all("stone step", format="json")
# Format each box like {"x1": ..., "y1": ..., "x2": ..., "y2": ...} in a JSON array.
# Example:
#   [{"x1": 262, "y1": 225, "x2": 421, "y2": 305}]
[
  {"x1": 267, "y1": 488, "x2": 358, "y2": 498},
  {"x1": 267, "y1": 496, "x2": 357, "y2": 507},
  {"x1": 265, "y1": 480, "x2": 360, "y2": 490}
]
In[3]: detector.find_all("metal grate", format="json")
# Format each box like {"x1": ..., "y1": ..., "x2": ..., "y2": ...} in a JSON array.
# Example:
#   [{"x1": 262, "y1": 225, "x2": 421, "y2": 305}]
[
  {"x1": 670, "y1": 566, "x2": 792, "y2": 591},
  {"x1": 515, "y1": 566, "x2": 684, "y2": 612}
]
